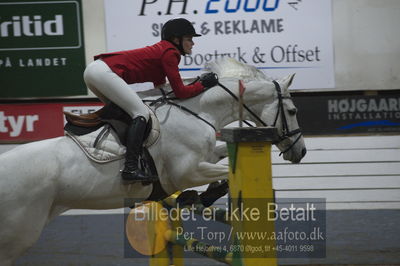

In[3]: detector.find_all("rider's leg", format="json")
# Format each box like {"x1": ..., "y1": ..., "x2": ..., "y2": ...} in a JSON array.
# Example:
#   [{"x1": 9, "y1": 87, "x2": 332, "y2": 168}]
[
  {"x1": 120, "y1": 115, "x2": 154, "y2": 181},
  {"x1": 83, "y1": 60, "x2": 157, "y2": 182},
  {"x1": 84, "y1": 60, "x2": 149, "y2": 120}
]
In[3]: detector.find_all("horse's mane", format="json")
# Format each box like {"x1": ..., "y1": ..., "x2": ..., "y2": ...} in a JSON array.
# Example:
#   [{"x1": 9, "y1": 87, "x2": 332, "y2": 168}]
[{"x1": 206, "y1": 58, "x2": 270, "y2": 81}]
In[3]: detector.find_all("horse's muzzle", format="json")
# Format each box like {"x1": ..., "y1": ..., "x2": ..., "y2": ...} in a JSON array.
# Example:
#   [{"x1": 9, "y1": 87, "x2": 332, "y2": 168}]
[{"x1": 301, "y1": 147, "x2": 307, "y2": 158}]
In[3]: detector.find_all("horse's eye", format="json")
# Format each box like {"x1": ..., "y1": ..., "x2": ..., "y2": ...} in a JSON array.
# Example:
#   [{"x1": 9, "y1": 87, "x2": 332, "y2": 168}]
[{"x1": 288, "y1": 108, "x2": 297, "y2": 115}]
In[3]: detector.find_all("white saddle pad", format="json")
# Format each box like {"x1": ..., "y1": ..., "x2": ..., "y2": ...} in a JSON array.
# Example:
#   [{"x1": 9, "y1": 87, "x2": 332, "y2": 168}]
[{"x1": 65, "y1": 109, "x2": 160, "y2": 164}]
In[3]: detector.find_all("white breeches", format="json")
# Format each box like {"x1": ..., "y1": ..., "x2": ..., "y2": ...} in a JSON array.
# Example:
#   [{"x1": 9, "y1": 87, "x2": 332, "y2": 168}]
[{"x1": 83, "y1": 59, "x2": 150, "y2": 120}]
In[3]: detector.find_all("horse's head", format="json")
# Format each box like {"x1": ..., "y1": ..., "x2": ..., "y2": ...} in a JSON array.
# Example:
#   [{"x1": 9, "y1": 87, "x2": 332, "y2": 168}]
[
  {"x1": 258, "y1": 74, "x2": 306, "y2": 163},
  {"x1": 205, "y1": 58, "x2": 306, "y2": 163}
]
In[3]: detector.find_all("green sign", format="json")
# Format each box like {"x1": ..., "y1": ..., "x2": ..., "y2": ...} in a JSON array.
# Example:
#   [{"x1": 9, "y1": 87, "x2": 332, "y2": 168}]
[{"x1": 0, "y1": 0, "x2": 86, "y2": 98}]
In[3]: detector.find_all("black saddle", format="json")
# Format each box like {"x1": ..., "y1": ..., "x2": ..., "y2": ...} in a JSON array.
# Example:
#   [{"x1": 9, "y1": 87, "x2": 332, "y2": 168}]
[
  {"x1": 64, "y1": 102, "x2": 153, "y2": 146},
  {"x1": 64, "y1": 103, "x2": 160, "y2": 188}
]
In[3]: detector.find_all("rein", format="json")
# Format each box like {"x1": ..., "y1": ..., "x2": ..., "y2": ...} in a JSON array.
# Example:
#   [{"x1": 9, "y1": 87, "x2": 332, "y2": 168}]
[
  {"x1": 143, "y1": 81, "x2": 217, "y2": 131},
  {"x1": 216, "y1": 81, "x2": 302, "y2": 155},
  {"x1": 143, "y1": 79, "x2": 302, "y2": 154}
]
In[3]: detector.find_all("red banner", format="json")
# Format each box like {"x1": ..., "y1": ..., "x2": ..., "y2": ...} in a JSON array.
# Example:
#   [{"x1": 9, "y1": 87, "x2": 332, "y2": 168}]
[{"x1": 0, "y1": 102, "x2": 103, "y2": 143}]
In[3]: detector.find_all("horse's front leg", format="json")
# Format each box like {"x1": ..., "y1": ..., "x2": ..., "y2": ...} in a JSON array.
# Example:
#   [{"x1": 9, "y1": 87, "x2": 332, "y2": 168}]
[
  {"x1": 190, "y1": 162, "x2": 229, "y2": 187},
  {"x1": 209, "y1": 144, "x2": 228, "y2": 163},
  {"x1": 176, "y1": 162, "x2": 229, "y2": 207}
]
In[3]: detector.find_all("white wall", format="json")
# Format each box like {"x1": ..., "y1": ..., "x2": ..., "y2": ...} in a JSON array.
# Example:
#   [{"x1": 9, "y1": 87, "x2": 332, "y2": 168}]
[
  {"x1": 80, "y1": 0, "x2": 400, "y2": 92},
  {"x1": 333, "y1": 0, "x2": 400, "y2": 91},
  {"x1": 82, "y1": 0, "x2": 106, "y2": 67},
  {"x1": 81, "y1": 0, "x2": 106, "y2": 97}
]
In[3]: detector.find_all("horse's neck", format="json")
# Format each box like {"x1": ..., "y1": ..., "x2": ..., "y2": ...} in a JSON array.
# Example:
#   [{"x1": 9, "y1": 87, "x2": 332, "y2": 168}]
[
  {"x1": 148, "y1": 78, "x2": 277, "y2": 130},
  {"x1": 196, "y1": 78, "x2": 276, "y2": 129}
]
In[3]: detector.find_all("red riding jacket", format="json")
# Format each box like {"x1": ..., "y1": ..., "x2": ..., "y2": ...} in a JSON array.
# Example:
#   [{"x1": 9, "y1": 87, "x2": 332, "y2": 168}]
[{"x1": 94, "y1": 40, "x2": 204, "y2": 98}]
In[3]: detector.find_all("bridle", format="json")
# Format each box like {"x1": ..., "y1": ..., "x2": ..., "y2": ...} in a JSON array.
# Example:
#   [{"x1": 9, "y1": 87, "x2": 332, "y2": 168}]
[
  {"x1": 216, "y1": 80, "x2": 302, "y2": 155},
  {"x1": 270, "y1": 80, "x2": 303, "y2": 154},
  {"x1": 143, "y1": 79, "x2": 302, "y2": 155}
]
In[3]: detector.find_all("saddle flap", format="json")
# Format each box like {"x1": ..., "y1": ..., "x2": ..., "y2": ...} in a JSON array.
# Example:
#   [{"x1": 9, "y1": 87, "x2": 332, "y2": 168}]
[{"x1": 65, "y1": 125, "x2": 126, "y2": 163}]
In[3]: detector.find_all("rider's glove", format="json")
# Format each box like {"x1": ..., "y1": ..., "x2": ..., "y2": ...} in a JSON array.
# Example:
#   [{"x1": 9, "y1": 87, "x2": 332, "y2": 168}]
[{"x1": 199, "y1": 72, "x2": 219, "y2": 88}]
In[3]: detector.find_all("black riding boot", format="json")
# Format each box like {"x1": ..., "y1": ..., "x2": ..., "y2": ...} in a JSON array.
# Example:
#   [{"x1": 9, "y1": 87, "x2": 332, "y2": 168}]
[{"x1": 121, "y1": 116, "x2": 157, "y2": 182}]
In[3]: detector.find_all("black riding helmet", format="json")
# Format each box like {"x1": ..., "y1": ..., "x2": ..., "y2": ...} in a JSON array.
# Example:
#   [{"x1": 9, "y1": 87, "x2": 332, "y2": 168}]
[{"x1": 161, "y1": 18, "x2": 201, "y2": 55}]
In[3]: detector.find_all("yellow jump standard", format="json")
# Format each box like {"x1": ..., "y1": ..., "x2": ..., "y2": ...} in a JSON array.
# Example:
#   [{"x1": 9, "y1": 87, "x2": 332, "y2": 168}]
[
  {"x1": 220, "y1": 127, "x2": 279, "y2": 266},
  {"x1": 144, "y1": 127, "x2": 279, "y2": 265}
]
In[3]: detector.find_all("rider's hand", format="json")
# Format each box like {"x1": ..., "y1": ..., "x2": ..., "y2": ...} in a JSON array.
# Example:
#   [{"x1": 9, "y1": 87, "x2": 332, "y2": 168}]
[{"x1": 199, "y1": 72, "x2": 218, "y2": 88}]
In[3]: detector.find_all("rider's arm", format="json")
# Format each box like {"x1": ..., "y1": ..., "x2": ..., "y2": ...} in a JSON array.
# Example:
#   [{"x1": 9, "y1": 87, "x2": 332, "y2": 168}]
[{"x1": 161, "y1": 50, "x2": 204, "y2": 99}]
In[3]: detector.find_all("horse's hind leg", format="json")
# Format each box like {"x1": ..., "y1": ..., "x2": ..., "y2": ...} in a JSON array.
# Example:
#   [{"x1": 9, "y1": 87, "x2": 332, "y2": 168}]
[{"x1": 0, "y1": 203, "x2": 51, "y2": 265}]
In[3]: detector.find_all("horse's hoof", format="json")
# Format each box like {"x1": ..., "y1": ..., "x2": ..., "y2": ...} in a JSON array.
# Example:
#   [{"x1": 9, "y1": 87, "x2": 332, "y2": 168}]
[{"x1": 176, "y1": 190, "x2": 200, "y2": 206}]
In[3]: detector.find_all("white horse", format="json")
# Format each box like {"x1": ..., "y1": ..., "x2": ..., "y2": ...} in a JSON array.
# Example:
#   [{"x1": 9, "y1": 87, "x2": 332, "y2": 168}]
[{"x1": 0, "y1": 58, "x2": 306, "y2": 265}]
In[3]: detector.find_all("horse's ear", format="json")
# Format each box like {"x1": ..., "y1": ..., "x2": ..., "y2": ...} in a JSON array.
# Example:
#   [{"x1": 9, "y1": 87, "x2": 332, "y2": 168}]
[
  {"x1": 288, "y1": 73, "x2": 295, "y2": 87},
  {"x1": 283, "y1": 73, "x2": 295, "y2": 89}
]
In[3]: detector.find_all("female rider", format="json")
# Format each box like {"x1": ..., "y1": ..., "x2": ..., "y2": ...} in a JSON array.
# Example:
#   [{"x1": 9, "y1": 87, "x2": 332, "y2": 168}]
[{"x1": 83, "y1": 18, "x2": 218, "y2": 183}]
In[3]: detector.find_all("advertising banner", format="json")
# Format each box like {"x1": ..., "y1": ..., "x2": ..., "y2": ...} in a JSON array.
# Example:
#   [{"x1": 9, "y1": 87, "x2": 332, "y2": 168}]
[
  {"x1": 104, "y1": 0, "x2": 334, "y2": 90},
  {"x1": 0, "y1": 102, "x2": 102, "y2": 143},
  {"x1": 294, "y1": 94, "x2": 400, "y2": 135},
  {"x1": 0, "y1": 0, "x2": 86, "y2": 98},
  {"x1": 1, "y1": 94, "x2": 398, "y2": 143}
]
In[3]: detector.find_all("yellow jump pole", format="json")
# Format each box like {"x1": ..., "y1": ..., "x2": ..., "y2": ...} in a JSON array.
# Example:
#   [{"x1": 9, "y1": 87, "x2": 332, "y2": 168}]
[
  {"x1": 221, "y1": 127, "x2": 279, "y2": 266},
  {"x1": 149, "y1": 192, "x2": 184, "y2": 266}
]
